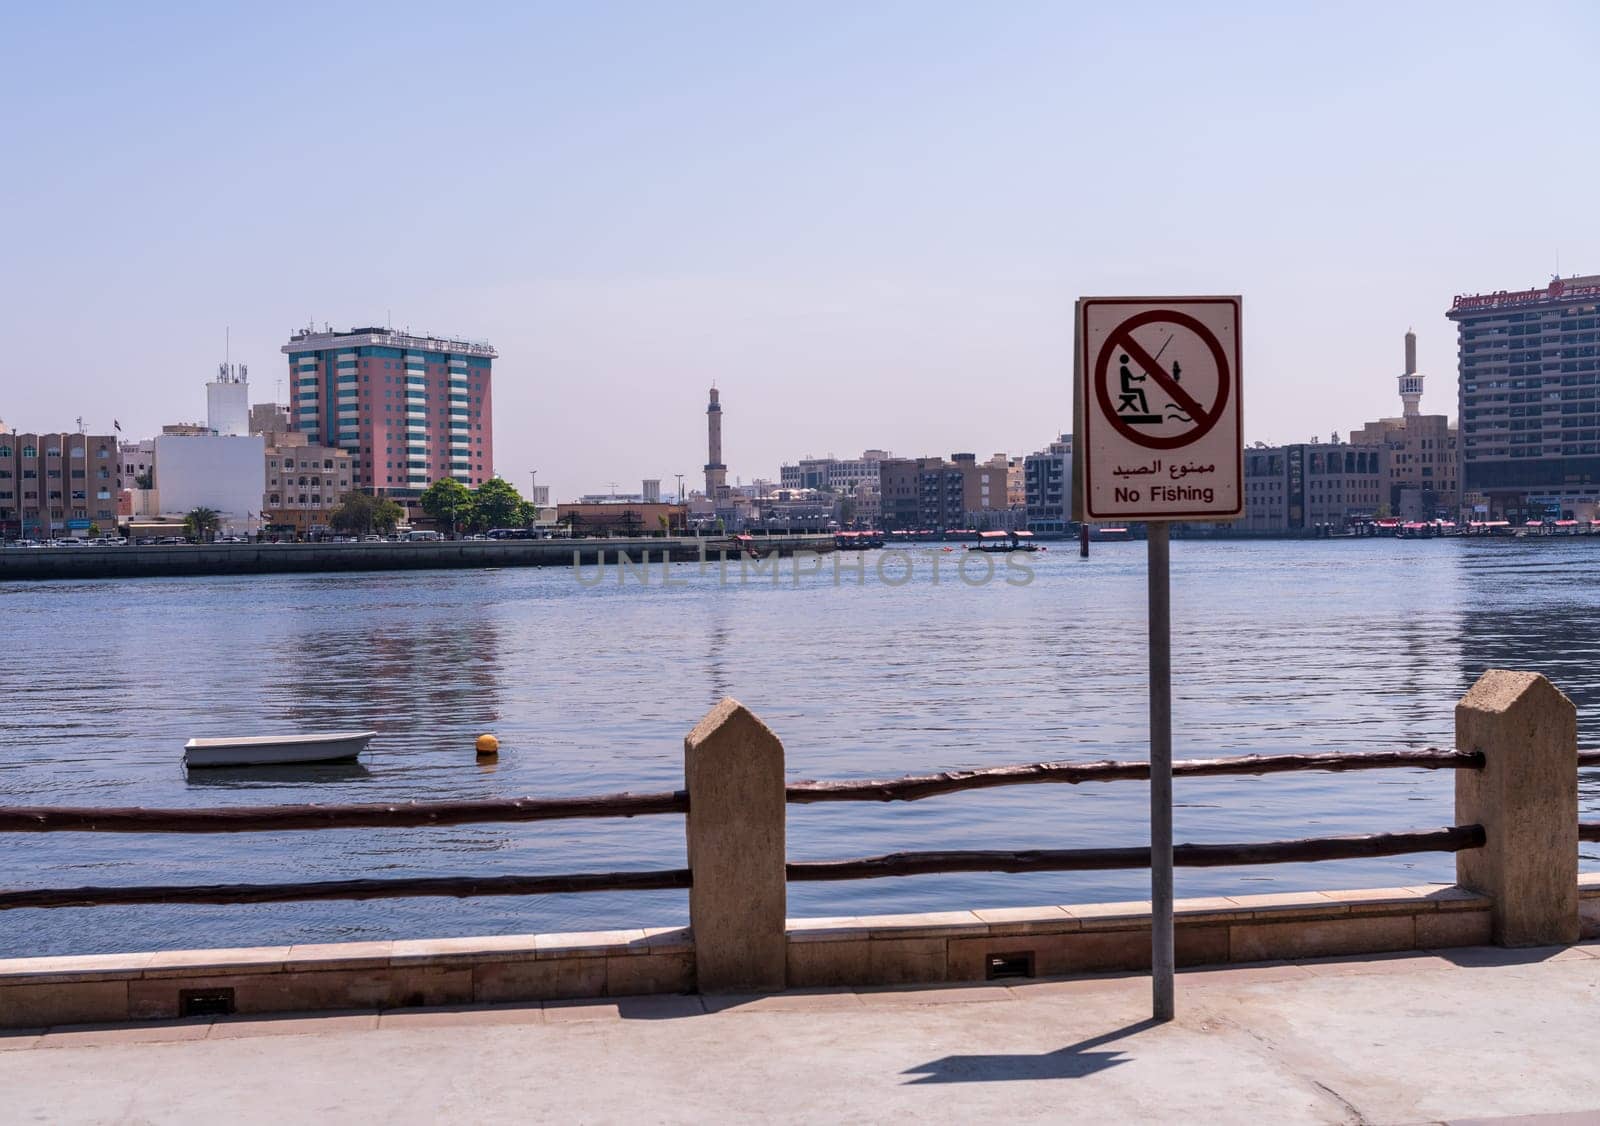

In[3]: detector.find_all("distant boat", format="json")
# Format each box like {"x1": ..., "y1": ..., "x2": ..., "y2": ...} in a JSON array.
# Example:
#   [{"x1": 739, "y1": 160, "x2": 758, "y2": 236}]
[
  {"x1": 183, "y1": 731, "x2": 376, "y2": 769},
  {"x1": 967, "y1": 530, "x2": 1039, "y2": 553}
]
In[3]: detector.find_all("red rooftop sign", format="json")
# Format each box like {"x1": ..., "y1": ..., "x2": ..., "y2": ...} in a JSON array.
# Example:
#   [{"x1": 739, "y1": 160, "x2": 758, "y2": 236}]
[{"x1": 1451, "y1": 278, "x2": 1600, "y2": 313}]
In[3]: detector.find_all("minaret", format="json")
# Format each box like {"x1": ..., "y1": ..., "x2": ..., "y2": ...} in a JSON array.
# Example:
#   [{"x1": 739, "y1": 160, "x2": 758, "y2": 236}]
[
  {"x1": 1398, "y1": 328, "x2": 1424, "y2": 417},
  {"x1": 704, "y1": 386, "x2": 727, "y2": 499}
]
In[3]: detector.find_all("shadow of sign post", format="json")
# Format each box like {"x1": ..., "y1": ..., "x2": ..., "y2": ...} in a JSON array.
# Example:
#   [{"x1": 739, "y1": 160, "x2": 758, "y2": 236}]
[{"x1": 902, "y1": 1017, "x2": 1160, "y2": 1084}]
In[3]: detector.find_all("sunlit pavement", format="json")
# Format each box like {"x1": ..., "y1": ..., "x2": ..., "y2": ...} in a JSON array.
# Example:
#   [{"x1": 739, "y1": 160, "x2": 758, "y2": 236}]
[{"x1": 4, "y1": 944, "x2": 1600, "y2": 1124}]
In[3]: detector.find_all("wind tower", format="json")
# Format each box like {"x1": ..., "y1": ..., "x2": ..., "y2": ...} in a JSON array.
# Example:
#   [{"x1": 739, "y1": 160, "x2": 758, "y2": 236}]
[
  {"x1": 705, "y1": 386, "x2": 728, "y2": 499},
  {"x1": 1398, "y1": 328, "x2": 1424, "y2": 418}
]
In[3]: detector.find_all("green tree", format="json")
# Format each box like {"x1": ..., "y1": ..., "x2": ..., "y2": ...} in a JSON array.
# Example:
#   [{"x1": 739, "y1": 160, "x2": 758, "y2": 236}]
[
  {"x1": 420, "y1": 478, "x2": 474, "y2": 535},
  {"x1": 472, "y1": 477, "x2": 525, "y2": 531},
  {"x1": 515, "y1": 500, "x2": 540, "y2": 528},
  {"x1": 184, "y1": 507, "x2": 220, "y2": 542},
  {"x1": 330, "y1": 491, "x2": 404, "y2": 536},
  {"x1": 133, "y1": 470, "x2": 153, "y2": 490},
  {"x1": 372, "y1": 497, "x2": 404, "y2": 534}
]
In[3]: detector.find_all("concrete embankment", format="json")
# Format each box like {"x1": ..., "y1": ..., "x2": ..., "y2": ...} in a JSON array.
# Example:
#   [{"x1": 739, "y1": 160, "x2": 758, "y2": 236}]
[{"x1": 0, "y1": 536, "x2": 836, "y2": 583}]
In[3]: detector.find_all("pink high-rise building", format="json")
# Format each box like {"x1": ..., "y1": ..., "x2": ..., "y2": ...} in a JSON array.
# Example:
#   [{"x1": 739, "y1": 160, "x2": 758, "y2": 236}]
[{"x1": 281, "y1": 326, "x2": 497, "y2": 500}]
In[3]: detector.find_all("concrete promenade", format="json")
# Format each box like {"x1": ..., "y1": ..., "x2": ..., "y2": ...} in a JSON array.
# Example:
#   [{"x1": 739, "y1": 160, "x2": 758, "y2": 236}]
[{"x1": 5, "y1": 943, "x2": 1599, "y2": 1124}]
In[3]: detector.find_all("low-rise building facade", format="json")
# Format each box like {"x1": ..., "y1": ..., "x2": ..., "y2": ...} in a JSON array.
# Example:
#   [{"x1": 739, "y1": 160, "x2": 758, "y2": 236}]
[
  {"x1": 878, "y1": 458, "x2": 921, "y2": 529},
  {"x1": 118, "y1": 439, "x2": 155, "y2": 491},
  {"x1": 556, "y1": 501, "x2": 688, "y2": 537},
  {"x1": 780, "y1": 450, "x2": 889, "y2": 492},
  {"x1": 0, "y1": 431, "x2": 120, "y2": 539},
  {"x1": 877, "y1": 453, "x2": 1011, "y2": 530},
  {"x1": 264, "y1": 432, "x2": 355, "y2": 537},
  {"x1": 153, "y1": 433, "x2": 267, "y2": 536},
  {"x1": 1242, "y1": 441, "x2": 1384, "y2": 533},
  {"x1": 1024, "y1": 434, "x2": 1072, "y2": 533}
]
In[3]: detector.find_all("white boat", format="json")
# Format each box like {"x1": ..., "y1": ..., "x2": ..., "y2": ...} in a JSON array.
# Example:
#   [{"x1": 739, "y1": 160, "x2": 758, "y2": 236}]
[{"x1": 183, "y1": 731, "x2": 376, "y2": 768}]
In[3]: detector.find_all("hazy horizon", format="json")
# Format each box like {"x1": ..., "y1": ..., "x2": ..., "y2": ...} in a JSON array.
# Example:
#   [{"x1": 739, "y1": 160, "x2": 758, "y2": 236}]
[{"x1": 5, "y1": 2, "x2": 1598, "y2": 501}]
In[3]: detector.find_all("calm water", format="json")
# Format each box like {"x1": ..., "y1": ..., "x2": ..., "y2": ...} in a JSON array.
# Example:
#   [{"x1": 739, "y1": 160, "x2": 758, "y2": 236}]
[{"x1": 3, "y1": 539, "x2": 1599, "y2": 957}]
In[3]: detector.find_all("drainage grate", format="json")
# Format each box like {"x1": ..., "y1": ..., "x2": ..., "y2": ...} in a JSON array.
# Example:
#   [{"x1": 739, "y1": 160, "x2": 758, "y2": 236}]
[
  {"x1": 986, "y1": 952, "x2": 1035, "y2": 980},
  {"x1": 179, "y1": 988, "x2": 236, "y2": 1017}
]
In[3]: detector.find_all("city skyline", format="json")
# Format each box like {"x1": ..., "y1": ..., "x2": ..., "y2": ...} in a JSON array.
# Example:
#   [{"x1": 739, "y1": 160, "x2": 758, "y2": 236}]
[{"x1": 5, "y1": 3, "x2": 1600, "y2": 503}]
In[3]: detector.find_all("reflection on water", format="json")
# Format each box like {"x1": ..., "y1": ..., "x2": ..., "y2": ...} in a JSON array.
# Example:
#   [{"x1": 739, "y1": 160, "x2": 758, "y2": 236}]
[
  {"x1": 185, "y1": 763, "x2": 374, "y2": 790},
  {"x1": 1, "y1": 540, "x2": 1596, "y2": 956}
]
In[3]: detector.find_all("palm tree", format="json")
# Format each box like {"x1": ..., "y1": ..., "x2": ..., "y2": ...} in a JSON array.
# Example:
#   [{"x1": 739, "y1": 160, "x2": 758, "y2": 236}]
[{"x1": 184, "y1": 507, "x2": 220, "y2": 543}]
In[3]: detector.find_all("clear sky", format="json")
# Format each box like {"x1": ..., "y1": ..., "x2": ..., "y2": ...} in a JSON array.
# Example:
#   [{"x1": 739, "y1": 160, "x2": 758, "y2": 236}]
[{"x1": 4, "y1": 1, "x2": 1598, "y2": 502}]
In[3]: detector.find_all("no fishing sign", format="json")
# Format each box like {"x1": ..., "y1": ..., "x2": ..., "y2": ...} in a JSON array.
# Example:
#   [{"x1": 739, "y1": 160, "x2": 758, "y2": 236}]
[{"x1": 1073, "y1": 296, "x2": 1243, "y2": 522}]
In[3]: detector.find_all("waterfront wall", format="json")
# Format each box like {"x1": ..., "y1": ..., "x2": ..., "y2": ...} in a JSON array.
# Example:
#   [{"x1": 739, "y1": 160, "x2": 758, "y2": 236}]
[
  {"x1": 8, "y1": 879, "x2": 1599, "y2": 1027},
  {"x1": 0, "y1": 536, "x2": 836, "y2": 583},
  {"x1": 0, "y1": 669, "x2": 1588, "y2": 1027}
]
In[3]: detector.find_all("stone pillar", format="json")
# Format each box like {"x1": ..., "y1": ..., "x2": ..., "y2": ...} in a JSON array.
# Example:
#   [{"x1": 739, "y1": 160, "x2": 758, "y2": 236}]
[
  {"x1": 684, "y1": 698, "x2": 787, "y2": 992},
  {"x1": 1455, "y1": 669, "x2": 1578, "y2": 946}
]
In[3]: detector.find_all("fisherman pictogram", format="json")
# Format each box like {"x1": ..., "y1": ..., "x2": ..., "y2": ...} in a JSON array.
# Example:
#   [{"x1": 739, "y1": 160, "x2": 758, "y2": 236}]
[
  {"x1": 1117, "y1": 354, "x2": 1153, "y2": 419},
  {"x1": 1116, "y1": 335, "x2": 1187, "y2": 425}
]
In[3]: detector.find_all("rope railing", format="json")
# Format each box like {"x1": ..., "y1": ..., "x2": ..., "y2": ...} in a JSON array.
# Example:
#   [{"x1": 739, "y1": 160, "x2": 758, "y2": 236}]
[
  {"x1": 0, "y1": 744, "x2": 1568, "y2": 913},
  {"x1": 0, "y1": 790, "x2": 688, "y2": 835},
  {"x1": 787, "y1": 749, "x2": 1486, "y2": 804},
  {"x1": 0, "y1": 749, "x2": 1489, "y2": 834},
  {"x1": 787, "y1": 826, "x2": 1485, "y2": 882},
  {"x1": 0, "y1": 868, "x2": 693, "y2": 911}
]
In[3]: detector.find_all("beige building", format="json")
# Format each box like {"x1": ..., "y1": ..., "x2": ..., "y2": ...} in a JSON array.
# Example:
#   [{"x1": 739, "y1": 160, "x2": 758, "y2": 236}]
[
  {"x1": 249, "y1": 403, "x2": 292, "y2": 438},
  {"x1": 557, "y1": 501, "x2": 688, "y2": 537},
  {"x1": 118, "y1": 438, "x2": 155, "y2": 491},
  {"x1": 877, "y1": 453, "x2": 1010, "y2": 530},
  {"x1": 264, "y1": 432, "x2": 354, "y2": 536},
  {"x1": 1349, "y1": 330, "x2": 1459, "y2": 519},
  {"x1": 0, "y1": 431, "x2": 120, "y2": 539},
  {"x1": 1242, "y1": 441, "x2": 1385, "y2": 533},
  {"x1": 850, "y1": 478, "x2": 881, "y2": 526}
]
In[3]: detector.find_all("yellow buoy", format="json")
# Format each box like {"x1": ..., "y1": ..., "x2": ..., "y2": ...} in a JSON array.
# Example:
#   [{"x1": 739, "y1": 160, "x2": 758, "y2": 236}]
[{"x1": 475, "y1": 733, "x2": 500, "y2": 757}]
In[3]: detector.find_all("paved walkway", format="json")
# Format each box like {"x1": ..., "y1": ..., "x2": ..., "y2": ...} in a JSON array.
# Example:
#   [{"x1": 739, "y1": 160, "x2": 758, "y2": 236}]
[{"x1": 5, "y1": 943, "x2": 1600, "y2": 1124}]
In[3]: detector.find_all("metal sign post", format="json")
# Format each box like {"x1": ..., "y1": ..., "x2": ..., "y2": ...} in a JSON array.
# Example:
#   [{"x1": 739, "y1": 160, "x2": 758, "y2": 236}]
[
  {"x1": 1074, "y1": 295, "x2": 1242, "y2": 1024},
  {"x1": 1146, "y1": 521, "x2": 1173, "y2": 1020}
]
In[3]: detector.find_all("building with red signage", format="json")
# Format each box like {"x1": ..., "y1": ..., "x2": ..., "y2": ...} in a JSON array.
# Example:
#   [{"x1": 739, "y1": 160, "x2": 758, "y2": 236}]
[{"x1": 1449, "y1": 275, "x2": 1600, "y2": 521}]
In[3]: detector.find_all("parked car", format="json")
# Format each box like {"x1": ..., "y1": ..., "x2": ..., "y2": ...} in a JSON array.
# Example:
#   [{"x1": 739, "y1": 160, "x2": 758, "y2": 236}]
[{"x1": 402, "y1": 530, "x2": 443, "y2": 542}]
